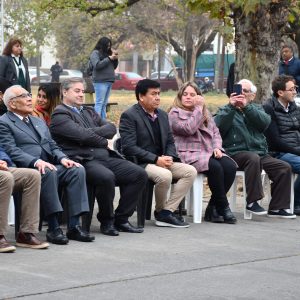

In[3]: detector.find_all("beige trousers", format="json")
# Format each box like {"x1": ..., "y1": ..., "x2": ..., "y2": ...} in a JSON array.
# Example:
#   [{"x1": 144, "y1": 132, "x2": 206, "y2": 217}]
[
  {"x1": 0, "y1": 168, "x2": 41, "y2": 235},
  {"x1": 145, "y1": 162, "x2": 197, "y2": 212}
]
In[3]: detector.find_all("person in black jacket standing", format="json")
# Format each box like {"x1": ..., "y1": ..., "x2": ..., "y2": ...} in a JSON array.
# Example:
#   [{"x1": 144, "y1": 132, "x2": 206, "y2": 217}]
[
  {"x1": 263, "y1": 74, "x2": 300, "y2": 215},
  {"x1": 90, "y1": 37, "x2": 118, "y2": 119},
  {"x1": 0, "y1": 38, "x2": 31, "y2": 92}
]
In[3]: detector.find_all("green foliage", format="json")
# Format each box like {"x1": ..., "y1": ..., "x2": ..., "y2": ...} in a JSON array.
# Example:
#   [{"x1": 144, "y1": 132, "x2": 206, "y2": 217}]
[{"x1": 4, "y1": 0, "x2": 52, "y2": 58}]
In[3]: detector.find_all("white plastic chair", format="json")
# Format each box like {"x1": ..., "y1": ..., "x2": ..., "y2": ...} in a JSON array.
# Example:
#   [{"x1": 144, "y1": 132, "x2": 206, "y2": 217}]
[
  {"x1": 8, "y1": 196, "x2": 15, "y2": 225},
  {"x1": 185, "y1": 174, "x2": 206, "y2": 223}
]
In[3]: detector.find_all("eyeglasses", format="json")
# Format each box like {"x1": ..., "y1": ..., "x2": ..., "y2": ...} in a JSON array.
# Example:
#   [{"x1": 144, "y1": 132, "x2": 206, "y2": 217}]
[
  {"x1": 285, "y1": 86, "x2": 298, "y2": 92},
  {"x1": 242, "y1": 88, "x2": 251, "y2": 94},
  {"x1": 10, "y1": 93, "x2": 32, "y2": 101}
]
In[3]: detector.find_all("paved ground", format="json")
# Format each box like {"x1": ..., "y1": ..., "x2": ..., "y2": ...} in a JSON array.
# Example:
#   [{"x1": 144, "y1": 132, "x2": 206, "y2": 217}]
[{"x1": 1, "y1": 193, "x2": 300, "y2": 300}]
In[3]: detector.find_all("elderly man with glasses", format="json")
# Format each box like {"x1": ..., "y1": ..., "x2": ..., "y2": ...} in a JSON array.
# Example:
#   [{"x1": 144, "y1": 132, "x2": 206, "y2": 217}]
[
  {"x1": 263, "y1": 75, "x2": 300, "y2": 215},
  {"x1": 215, "y1": 79, "x2": 295, "y2": 219},
  {"x1": 0, "y1": 85, "x2": 94, "y2": 245}
]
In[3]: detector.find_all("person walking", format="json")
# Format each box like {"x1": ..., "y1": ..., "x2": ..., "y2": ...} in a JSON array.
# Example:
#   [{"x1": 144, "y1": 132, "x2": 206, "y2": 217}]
[{"x1": 90, "y1": 37, "x2": 118, "y2": 119}]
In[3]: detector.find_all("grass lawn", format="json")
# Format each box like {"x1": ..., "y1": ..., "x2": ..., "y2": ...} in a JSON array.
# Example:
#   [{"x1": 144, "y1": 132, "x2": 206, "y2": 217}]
[{"x1": 31, "y1": 86, "x2": 229, "y2": 125}]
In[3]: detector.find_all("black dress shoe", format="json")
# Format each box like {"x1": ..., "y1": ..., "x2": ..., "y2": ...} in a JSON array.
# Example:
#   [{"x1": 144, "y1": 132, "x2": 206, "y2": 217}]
[
  {"x1": 204, "y1": 205, "x2": 224, "y2": 223},
  {"x1": 100, "y1": 224, "x2": 119, "y2": 236},
  {"x1": 294, "y1": 205, "x2": 300, "y2": 216},
  {"x1": 217, "y1": 206, "x2": 237, "y2": 224},
  {"x1": 115, "y1": 222, "x2": 144, "y2": 233},
  {"x1": 46, "y1": 228, "x2": 69, "y2": 245},
  {"x1": 67, "y1": 225, "x2": 95, "y2": 242}
]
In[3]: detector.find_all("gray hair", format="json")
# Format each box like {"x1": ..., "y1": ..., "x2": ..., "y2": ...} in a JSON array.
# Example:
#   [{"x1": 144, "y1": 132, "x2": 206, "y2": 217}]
[
  {"x1": 3, "y1": 85, "x2": 23, "y2": 108},
  {"x1": 238, "y1": 79, "x2": 257, "y2": 93},
  {"x1": 61, "y1": 77, "x2": 85, "y2": 91}
]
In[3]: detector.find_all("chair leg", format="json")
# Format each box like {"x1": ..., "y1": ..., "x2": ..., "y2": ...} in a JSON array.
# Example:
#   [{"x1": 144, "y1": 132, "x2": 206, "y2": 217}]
[
  {"x1": 81, "y1": 184, "x2": 96, "y2": 232},
  {"x1": 242, "y1": 173, "x2": 252, "y2": 220},
  {"x1": 192, "y1": 174, "x2": 203, "y2": 223},
  {"x1": 137, "y1": 181, "x2": 154, "y2": 227},
  {"x1": 13, "y1": 192, "x2": 22, "y2": 239}
]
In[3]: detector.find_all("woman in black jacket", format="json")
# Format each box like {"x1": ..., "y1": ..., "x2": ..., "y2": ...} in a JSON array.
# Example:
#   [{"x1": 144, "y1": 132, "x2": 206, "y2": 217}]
[{"x1": 0, "y1": 37, "x2": 31, "y2": 92}]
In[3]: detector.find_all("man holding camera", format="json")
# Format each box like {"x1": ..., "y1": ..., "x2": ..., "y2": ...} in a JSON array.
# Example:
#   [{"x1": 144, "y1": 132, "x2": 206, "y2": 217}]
[{"x1": 215, "y1": 79, "x2": 295, "y2": 219}]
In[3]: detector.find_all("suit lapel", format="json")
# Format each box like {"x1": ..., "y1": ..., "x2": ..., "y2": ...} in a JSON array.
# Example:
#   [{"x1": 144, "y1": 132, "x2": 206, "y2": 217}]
[
  {"x1": 8, "y1": 56, "x2": 18, "y2": 77},
  {"x1": 158, "y1": 115, "x2": 167, "y2": 152},
  {"x1": 135, "y1": 104, "x2": 155, "y2": 143},
  {"x1": 7, "y1": 112, "x2": 40, "y2": 143}
]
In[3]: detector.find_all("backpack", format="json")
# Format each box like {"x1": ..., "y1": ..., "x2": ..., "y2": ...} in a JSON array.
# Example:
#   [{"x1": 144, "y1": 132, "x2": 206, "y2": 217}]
[{"x1": 86, "y1": 58, "x2": 93, "y2": 77}]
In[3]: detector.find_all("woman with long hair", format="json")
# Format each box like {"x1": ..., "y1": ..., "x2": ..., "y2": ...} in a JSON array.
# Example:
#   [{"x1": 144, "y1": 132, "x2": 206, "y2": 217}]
[
  {"x1": 169, "y1": 82, "x2": 237, "y2": 224},
  {"x1": 90, "y1": 36, "x2": 118, "y2": 119},
  {"x1": 0, "y1": 37, "x2": 30, "y2": 92},
  {"x1": 32, "y1": 83, "x2": 61, "y2": 126}
]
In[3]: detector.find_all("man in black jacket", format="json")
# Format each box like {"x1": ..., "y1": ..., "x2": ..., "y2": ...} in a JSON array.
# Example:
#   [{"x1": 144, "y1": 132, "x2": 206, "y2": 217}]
[
  {"x1": 119, "y1": 79, "x2": 197, "y2": 228},
  {"x1": 50, "y1": 77, "x2": 147, "y2": 236},
  {"x1": 263, "y1": 74, "x2": 300, "y2": 215}
]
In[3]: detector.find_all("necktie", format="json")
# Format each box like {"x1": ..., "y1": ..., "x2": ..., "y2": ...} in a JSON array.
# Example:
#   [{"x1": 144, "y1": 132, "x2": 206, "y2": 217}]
[
  {"x1": 13, "y1": 57, "x2": 26, "y2": 89},
  {"x1": 23, "y1": 116, "x2": 30, "y2": 124}
]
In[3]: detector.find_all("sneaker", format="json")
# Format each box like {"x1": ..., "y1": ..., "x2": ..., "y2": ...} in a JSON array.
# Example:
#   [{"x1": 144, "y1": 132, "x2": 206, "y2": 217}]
[
  {"x1": 155, "y1": 212, "x2": 190, "y2": 228},
  {"x1": 246, "y1": 202, "x2": 267, "y2": 215},
  {"x1": 16, "y1": 232, "x2": 49, "y2": 249},
  {"x1": 267, "y1": 209, "x2": 296, "y2": 219},
  {"x1": 0, "y1": 235, "x2": 16, "y2": 253}
]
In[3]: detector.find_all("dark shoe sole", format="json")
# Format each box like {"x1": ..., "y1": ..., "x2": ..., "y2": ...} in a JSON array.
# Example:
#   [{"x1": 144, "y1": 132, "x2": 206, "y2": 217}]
[
  {"x1": 224, "y1": 218, "x2": 237, "y2": 224},
  {"x1": 100, "y1": 229, "x2": 119, "y2": 236},
  {"x1": 46, "y1": 236, "x2": 69, "y2": 245},
  {"x1": 155, "y1": 220, "x2": 190, "y2": 228}
]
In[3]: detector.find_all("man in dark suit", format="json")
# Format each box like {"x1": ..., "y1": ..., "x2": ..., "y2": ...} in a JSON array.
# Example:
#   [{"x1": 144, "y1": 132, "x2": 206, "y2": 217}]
[
  {"x1": 119, "y1": 79, "x2": 197, "y2": 228},
  {"x1": 0, "y1": 85, "x2": 94, "y2": 244},
  {"x1": 50, "y1": 77, "x2": 148, "y2": 236}
]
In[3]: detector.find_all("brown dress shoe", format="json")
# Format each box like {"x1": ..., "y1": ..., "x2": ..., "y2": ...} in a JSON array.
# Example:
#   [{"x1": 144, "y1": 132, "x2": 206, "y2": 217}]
[
  {"x1": 0, "y1": 235, "x2": 16, "y2": 253},
  {"x1": 16, "y1": 232, "x2": 49, "y2": 249}
]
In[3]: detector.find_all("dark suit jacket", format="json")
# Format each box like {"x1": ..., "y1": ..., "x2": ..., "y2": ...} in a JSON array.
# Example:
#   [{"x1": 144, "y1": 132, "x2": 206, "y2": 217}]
[
  {"x1": 0, "y1": 55, "x2": 31, "y2": 92},
  {"x1": 0, "y1": 112, "x2": 66, "y2": 167},
  {"x1": 50, "y1": 104, "x2": 117, "y2": 161},
  {"x1": 119, "y1": 103, "x2": 179, "y2": 167}
]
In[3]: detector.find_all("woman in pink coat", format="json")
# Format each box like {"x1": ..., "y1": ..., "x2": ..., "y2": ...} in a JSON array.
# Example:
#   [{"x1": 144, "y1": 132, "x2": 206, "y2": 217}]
[{"x1": 169, "y1": 82, "x2": 237, "y2": 224}]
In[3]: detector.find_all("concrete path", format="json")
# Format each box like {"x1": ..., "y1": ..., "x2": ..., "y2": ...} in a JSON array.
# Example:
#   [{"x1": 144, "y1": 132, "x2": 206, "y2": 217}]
[{"x1": 1, "y1": 206, "x2": 300, "y2": 300}]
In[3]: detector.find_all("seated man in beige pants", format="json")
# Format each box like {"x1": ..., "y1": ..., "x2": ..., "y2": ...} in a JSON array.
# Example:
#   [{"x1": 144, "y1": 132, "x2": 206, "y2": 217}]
[
  {"x1": 120, "y1": 79, "x2": 197, "y2": 228},
  {"x1": 0, "y1": 146, "x2": 49, "y2": 252}
]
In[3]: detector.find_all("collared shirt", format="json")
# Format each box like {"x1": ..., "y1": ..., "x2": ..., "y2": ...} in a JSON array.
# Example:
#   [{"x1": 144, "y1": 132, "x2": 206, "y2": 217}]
[
  {"x1": 64, "y1": 103, "x2": 83, "y2": 113},
  {"x1": 139, "y1": 103, "x2": 158, "y2": 122},
  {"x1": 11, "y1": 54, "x2": 26, "y2": 78},
  {"x1": 278, "y1": 99, "x2": 290, "y2": 112},
  {"x1": 13, "y1": 112, "x2": 26, "y2": 121}
]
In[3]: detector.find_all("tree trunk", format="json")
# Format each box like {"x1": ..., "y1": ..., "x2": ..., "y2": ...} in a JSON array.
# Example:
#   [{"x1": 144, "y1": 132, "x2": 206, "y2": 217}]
[{"x1": 234, "y1": 2, "x2": 290, "y2": 103}]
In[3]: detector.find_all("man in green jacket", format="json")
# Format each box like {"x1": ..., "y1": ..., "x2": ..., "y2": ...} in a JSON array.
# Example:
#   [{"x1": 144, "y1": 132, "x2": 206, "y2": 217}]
[{"x1": 215, "y1": 79, "x2": 295, "y2": 219}]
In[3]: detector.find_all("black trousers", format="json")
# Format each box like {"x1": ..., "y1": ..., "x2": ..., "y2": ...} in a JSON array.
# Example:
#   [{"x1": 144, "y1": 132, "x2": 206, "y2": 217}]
[
  {"x1": 231, "y1": 152, "x2": 292, "y2": 210},
  {"x1": 202, "y1": 156, "x2": 237, "y2": 209},
  {"x1": 83, "y1": 157, "x2": 148, "y2": 224}
]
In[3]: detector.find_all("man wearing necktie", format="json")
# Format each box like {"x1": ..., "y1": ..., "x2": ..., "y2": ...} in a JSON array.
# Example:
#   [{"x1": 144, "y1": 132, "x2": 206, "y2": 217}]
[
  {"x1": 0, "y1": 37, "x2": 30, "y2": 92},
  {"x1": 50, "y1": 77, "x2": 148, "y2": 236},
  {"x1": 0, "y1": 85, "x2": 94, "y2": 245}
]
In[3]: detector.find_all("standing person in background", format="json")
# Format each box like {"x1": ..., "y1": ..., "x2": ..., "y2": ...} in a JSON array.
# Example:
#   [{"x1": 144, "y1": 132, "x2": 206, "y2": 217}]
[
  {"x1": 90, "y1": 37, "x2": 118, "y2": 119},
  {"x1": 50, "y1": 61, "x2": 63, "y2": 83},
  {"x1": 279, "y1": 45, "x2": 300, "y2": 87},
  {"x1": 32, "y1": 83, "x2": 61, "y2": 126},
  {"x1": 169, "y1": 82, "x2": 237, "y2": 224},
  {"x1": 0, "y1": 37, "x2": 30, "y2": 92}
]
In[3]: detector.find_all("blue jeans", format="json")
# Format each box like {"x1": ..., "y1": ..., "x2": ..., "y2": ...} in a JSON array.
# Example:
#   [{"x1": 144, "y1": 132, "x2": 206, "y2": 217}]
[
  {"x1": 93, "y1": 82, "x2": 112, "y2": 119},
  {"x1": 276, "y1": 152, "x2": 300, "y2": 206}
]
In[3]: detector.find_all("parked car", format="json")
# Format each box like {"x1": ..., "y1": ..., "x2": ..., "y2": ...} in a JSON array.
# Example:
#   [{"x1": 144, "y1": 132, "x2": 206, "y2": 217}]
[
  {"x1": 28, "y1": 67, "x2": 51, "y2": 85},
  {"x1": 112, "y1": 72, "x2": 143, "y2": 90},
  {"x1": 59, "y1": 69, "x2": 83, "y2": 82},
  {"x1": 150, "y1": 71, "x2": 169, "y2": 79}
]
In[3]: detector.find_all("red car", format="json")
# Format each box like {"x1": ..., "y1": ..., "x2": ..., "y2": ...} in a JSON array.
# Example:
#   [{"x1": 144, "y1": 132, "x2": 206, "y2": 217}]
[{"x1": 112, "y1": 72, "x2": 143, "y2": 90}]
